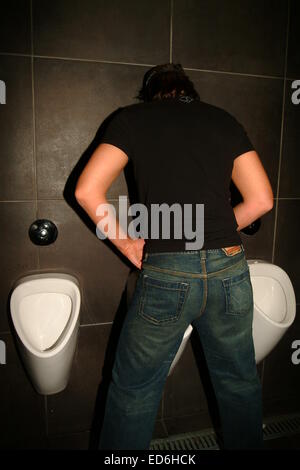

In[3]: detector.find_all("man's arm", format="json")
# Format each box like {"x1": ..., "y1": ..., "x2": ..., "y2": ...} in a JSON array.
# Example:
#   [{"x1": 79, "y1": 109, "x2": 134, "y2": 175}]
[
  {"x1": 231, "y1": 150, "x2": 274, "y2": 231},
  {"x1": 75, "y1": 142, "x2": 144, "y2": 269}
]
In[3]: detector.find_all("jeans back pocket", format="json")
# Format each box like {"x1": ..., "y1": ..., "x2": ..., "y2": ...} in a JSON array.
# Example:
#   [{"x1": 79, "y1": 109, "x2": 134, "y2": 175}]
[
  {"x1": 222, "y1": 269, "x2": 253, "y2": 316},
  {"x1": 138, "y1": 273, "x2": 190, "y2": 325}
]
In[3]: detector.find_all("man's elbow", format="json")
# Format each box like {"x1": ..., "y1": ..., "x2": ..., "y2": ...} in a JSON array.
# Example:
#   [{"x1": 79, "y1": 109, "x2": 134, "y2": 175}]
[
  {"x1": 74, "y1": 185, "x2": 87, "y2": 205},
  {"x1": 74, "y1": 183, "x2": 107, "y2": 206},
  {"x1": 260, "y1": 197, "x2": 274, "y2": 214}
]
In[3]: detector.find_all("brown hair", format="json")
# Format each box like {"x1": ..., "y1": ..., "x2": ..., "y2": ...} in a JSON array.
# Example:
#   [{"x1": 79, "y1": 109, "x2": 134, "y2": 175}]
[{"x1": 135, "y1": 63, "x2": 200, "y2": 102}]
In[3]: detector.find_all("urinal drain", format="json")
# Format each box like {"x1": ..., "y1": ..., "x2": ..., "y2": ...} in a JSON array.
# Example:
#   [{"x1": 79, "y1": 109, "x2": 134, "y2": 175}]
[{"x1": 149, "y1": 412, "x2": 300, "y2": 450}]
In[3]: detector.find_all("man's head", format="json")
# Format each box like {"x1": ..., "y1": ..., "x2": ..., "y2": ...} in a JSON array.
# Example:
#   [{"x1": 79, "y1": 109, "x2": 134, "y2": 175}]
[{"x1": 135, "y1": 63, "x2": 200, "y2": 102}]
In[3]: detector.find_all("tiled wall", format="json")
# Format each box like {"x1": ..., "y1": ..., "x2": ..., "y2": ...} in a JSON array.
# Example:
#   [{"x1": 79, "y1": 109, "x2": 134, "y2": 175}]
[{"x1": 0, "y1": 0, "x2": 299, "y2": 449}]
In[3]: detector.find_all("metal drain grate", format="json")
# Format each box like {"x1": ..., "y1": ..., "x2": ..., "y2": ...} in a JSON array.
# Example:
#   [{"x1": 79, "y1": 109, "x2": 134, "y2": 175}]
[
  {"x1": 150, "y1": 428, "x2": 219, "y2": 450},
  {"x1": 263, "y1": 413, "x2": 300, "y2": 441},
  {"x1": 149, "y1": 413, "x2": 300, "y2": 450}
]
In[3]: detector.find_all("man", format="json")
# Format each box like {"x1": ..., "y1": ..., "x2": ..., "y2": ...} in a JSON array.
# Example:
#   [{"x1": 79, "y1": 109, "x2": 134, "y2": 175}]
[{"x1": 75, "y1": 63, "x2": 273, "y2": 449}]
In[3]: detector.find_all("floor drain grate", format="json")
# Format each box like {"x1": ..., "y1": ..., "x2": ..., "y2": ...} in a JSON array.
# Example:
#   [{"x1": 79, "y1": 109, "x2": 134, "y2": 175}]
[
  {"x1": 149, "y1": 413, "x2": 300, "y2": 450},
  {"x1": 263, "y1": 413, "x2": 300, "y2": 441},
  {"x1": 150, "y1": 429, "x2": 219, "y2": 450}
]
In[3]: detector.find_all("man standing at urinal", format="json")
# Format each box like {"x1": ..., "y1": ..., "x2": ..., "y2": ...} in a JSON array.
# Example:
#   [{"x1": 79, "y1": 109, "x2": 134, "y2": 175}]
[{"x1": 75, "y1": 63, "x2": 274, "y2": 450}]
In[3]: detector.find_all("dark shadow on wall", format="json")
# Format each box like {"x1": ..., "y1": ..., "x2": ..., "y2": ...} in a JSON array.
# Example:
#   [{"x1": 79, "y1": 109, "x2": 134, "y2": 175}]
[
  {"x1": 63, "y1": 109, "x2": 141, "y2": 449},
  {"x1": 63, "y1": 106, "x2": 140, "y2": 266},
  {"x1": 88, "y1": 269, "x2": 139, "y2": 450},
  {"x1": 190, "y1": 332, "x2": 223, "y2": 448}
]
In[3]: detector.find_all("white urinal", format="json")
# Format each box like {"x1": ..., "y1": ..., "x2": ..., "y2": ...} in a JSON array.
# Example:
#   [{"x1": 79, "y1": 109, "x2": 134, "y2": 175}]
[
  {"x1": 247, "y1": 260, "x2": 296, "y2": 363},
  {"x1": 168, "y1": 324, "x2": 193, "y2": 376},
  {"x1": 10, "y1": 273, "x2": 81, "y2": 395}
]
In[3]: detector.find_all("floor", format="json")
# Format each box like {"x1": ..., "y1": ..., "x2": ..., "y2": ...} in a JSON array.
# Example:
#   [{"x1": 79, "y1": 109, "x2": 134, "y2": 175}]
[{"x1": 151, "y1": 413, "x2": 300, "y2": 451}]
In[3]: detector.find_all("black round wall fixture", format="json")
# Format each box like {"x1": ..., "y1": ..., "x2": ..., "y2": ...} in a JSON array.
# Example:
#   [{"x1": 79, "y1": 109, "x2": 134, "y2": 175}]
[
  {"x1": 241, "y1": 218, "x2": 261, "y2": 236},
  {"x1": 28, "y1": 219, "x2": 58, "y2": 245}
]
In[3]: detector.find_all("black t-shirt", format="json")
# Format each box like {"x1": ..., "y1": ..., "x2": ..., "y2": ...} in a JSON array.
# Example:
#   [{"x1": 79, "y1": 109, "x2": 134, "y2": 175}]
[{"x1": 99, "y1": 96, "x2": 254, "y2": 253}]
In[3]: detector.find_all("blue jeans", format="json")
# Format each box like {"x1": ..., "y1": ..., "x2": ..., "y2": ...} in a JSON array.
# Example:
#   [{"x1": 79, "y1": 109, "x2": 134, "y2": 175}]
[{"x1": 98, "y1": 244, "x2": 263, "y2": 450}]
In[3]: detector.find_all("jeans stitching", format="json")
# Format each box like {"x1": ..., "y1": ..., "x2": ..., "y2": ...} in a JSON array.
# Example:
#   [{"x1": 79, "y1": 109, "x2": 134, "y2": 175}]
[
  {"x1": 198, "y1": 258, "x2": 208, "y2": 318},
  {"x1": 138, "y1": 275, "x2": 190, "y2": 325},
  {"x1": 142, "y1": 257, "x2": 245, "y2": 279},
  {"x1": 143, "y1": 274, "x2": 189, "y2": 291},
  {"x1": 222, "y1": 272, "x2": 253, "y2": 316}
]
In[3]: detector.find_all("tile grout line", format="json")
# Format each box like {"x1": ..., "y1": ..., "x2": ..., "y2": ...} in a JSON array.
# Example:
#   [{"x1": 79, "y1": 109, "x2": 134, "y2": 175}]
[
  {"x1": 271, "y1": 0, "x2": 290, "y2": 266},
  {"x1": 0, "y1": 51, "x2": 290, "y2": 81},
  {"x1": 30, "y1": 0, "x2": 40, "y2": 271},
  {"x1": 30, "y1": 0, "x2": 46, "y2": 440}
]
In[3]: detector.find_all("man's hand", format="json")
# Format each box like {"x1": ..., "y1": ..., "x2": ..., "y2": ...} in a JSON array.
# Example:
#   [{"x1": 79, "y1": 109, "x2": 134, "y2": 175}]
[{"x1": 122, "y1": 238, "x2": 145, "y2": 270}]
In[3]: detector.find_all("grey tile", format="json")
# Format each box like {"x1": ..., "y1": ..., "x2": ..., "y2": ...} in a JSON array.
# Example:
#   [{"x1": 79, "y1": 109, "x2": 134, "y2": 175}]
[
  {"x1": 32, "y1": 0, "x2": 170, "y2": 63},
  {"x1": 279, "y1": 80, "x2": 300, "y2": 198},
  {"x1": 0, "y1": 0, "x2": 31, "y2": 54},
  {"x1": 0, "y1": 332, "x2": 46, "y2": 449},
  {"x1": 34, "y1": 58, "x2": 147, "y2": 199},
  {"x1": 262, "y1": 304, "x2": 300, "y2": 404},
  {"x1": 186, "y1": 70, "x2": 283, "y2": 197},
  {"x1": 37, "y1": 199, "x2": 130, "y2": 324},
  {"x1": 47, "y1": 324, "x2": 112, "y2": 436},
  {"x1": 287, "y1": 0, "x2": 300, "y2": 79},
  {"x1": 0, "y1": 56, "x2": 35, "y2": 200},
  {"x1": 274, "y1": 200, "x2": 300, "y2": 303},
  {"x1": 0, "y1": 202, "x2": 38, "y2": 332},
  {"x1": 173, "y1": 0, "x2": 288, "y2": 76}
]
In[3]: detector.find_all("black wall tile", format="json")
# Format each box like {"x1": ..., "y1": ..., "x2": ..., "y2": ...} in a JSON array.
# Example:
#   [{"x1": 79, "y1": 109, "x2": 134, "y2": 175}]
[
  {"x1": 46, "y1": 431, "x2": 90, "y2": 450},
  {"x1": 0, "y1": 333, "x2": 46, "y2": 449},
  {"x1": 34, "y1": 59, "x2": 145, "y2": 199},
  {"x1": 33, "y1": 0, "x2": 170, "y2": 63},
  {"x1": 262, "y1": 304, "x2": 300, "y2": 406},
  {"x1": 0, "y1": 202, "x2": 38, "y2": 332},
  {"x1": 0, "y1": 56, "x2": 34, "y2": 200},
  {"x1": 164, "y1": 412, "x2": 213, "y2": 436},
  {"x1": 46, "y1": 324, "x2": 110, "y2": 435},
  {"x1": 274, "y1": 200, "x2": 300, "y2": 303},
  {"x1": 37, "y1": 199, "x2": 130, "y2": 324},
  {"x1": 173, "y1": 0, "x2": 288, "y2": 76},
  {"x1": 287, "y1": 0, "x2": 300, "y2": 78},
  {"x1": 280, "y1": 80, "x2": 300, "y2": 198},
  {"x1": 0, "y1": 0, "x2": 31, "y2": 54}
]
